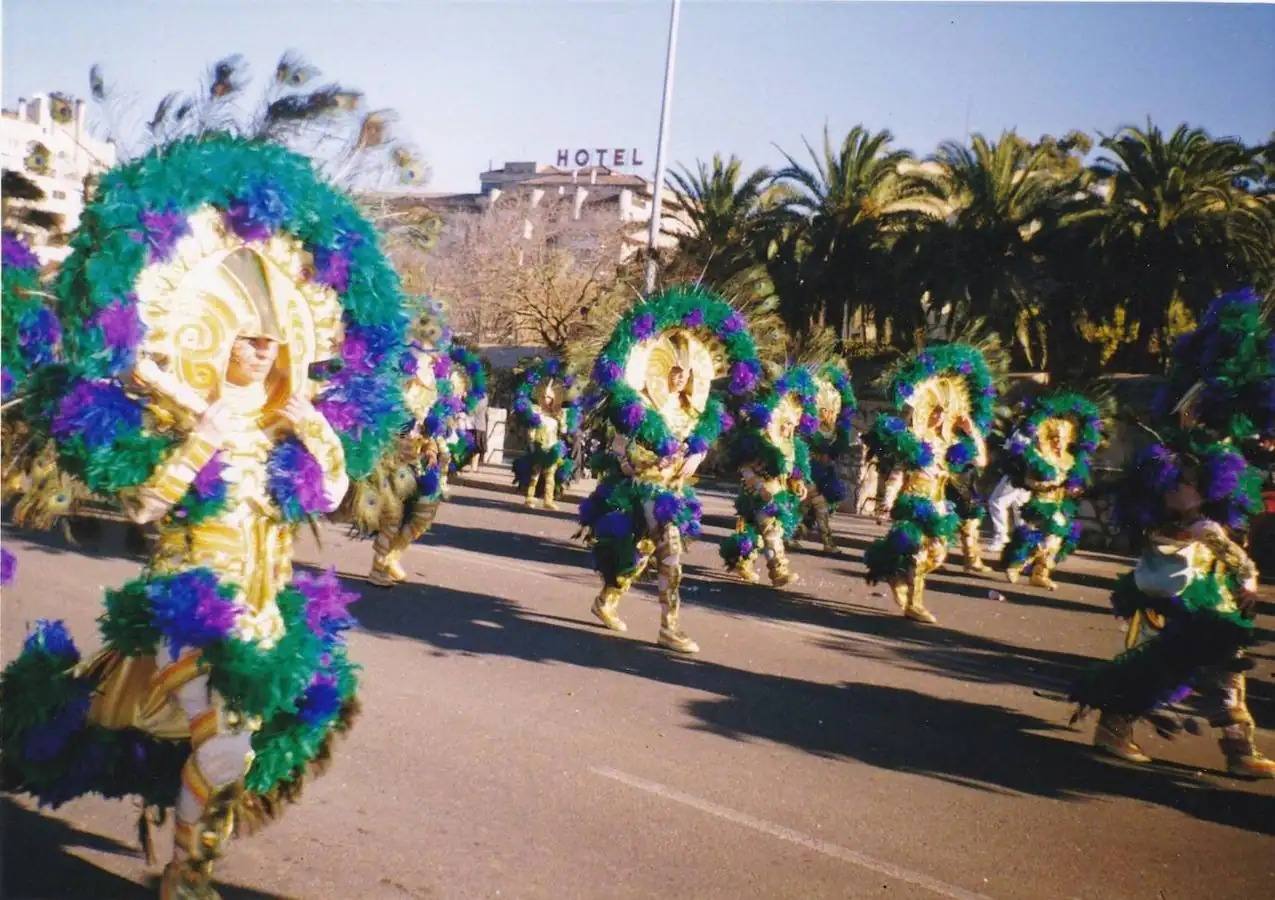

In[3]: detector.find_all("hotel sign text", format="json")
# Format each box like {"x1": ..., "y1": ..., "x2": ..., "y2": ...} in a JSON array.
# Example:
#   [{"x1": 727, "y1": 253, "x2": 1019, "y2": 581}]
[{"x1": 556, "y1": 148, "x2": 645, "y2": 168}]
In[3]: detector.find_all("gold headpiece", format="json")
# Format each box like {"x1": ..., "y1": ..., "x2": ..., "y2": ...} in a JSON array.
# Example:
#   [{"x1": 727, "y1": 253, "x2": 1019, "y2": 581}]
[
  {"x1": 448, "y1": 367, "x2": 470, "y2": 402},
  {"x1": 132, "y1": 207, "x2": 343, "y2": 412},
  {"x1": 814, "y1": 375, "x2": 842, "y2": 437},
  {"x1": 533, "y1": 378, "x2": 560, "y2": 411},
  {"x1": 626, "y1": 328, "x2": 714, "y2": 411},
  {"x1": 768, "y1": 395, "x2": 803, "y2": 450},
  {"x1": 907, "y1": 375, "x2": 971, "y2": 444},
  {"x1": 1038, "y1": 416, "x2": 1076, "y2": 471},
  {"x1": 402, "y1": 347, "x2": 440, "y2": 421}
]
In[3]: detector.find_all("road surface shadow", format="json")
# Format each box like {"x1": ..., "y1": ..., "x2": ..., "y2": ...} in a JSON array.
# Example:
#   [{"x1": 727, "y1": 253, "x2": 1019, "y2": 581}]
[
  {"x1": 0, "y1": 798, "x2": 283, "y2": 899},
  {"x1": 352, "y1": 577, "x2": 1275, "y2": 836},
  {"x1": 0, "y1": 515, "x2": 149, "y2": 564},
  {"x1": 444, "y1": 489, "x2": 583, "y2": 523},
  {"x1": 422, "y1": 523, "x2": 590, "y2": 569}
]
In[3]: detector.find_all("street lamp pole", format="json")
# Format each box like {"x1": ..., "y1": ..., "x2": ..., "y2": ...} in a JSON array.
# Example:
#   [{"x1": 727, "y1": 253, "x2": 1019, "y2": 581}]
[{"x1": 644, "y1": 0, "x2": 682, "y2": 295}]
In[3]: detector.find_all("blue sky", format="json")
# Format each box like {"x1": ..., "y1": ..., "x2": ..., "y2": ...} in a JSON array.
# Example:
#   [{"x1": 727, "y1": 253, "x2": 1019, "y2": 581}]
[{"x1": 4, "y1": 1, "x2": 1273, "y2": 191}]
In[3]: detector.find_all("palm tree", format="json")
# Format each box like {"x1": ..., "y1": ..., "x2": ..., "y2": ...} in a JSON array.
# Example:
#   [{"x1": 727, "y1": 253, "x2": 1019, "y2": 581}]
[
  {"x1": 770, "y1": 125, "x2": 939, "y2": 346},
  {"x1": 913, "y1": 130, "x2": 1095, "y2": 370},
  {"x1": 665, "y1": 153, "x2": 772, "y2": 287},
  {"x1": 1087, "y1": 122, "x2": 1274, "y2": 369}
]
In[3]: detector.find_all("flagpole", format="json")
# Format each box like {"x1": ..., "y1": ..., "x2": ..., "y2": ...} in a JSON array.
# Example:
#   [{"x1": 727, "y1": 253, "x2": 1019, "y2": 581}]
[{"x1": 644, "y1": 0, "x2": 681, "y2": 295}]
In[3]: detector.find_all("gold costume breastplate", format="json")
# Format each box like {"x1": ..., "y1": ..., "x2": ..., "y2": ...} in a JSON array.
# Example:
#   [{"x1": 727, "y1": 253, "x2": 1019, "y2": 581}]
[{"x1": 151, "y1": 385, "x2": 293, "y2": 641}]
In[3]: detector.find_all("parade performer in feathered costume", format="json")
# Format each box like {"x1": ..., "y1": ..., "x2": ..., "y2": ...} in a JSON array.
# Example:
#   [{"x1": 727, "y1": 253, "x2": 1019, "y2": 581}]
[
  {"x1": 1071, "y1": 288, "x2": 1273, "y2": 777},
  {"x1": 1000, "y1": 392, "x2": 1105, "y2": 589},
  {"x1": 1071, "y1": 442, "x2": 1271, "y2": 777},
  {"x1": 798, "y1": 361, "x2": 857, "y2": 553},
  {"x1": 578, "y1": 287, "x2": 760, "y2": 653},
  {"x1": 862, "y1": 345, "x2": 996, "y2": 623},
  {"x1": 341, "y1": 301, "x2": 456, "y2": 586},
  {"x1": 720, "y1": 365, "x2": 819, "y2": 586},
  {"x1": 511, "y1": 356, "x2": 580, "y2": 510},
  {"x1": 442, "y1": 343, "x2": 487, "y2": 486},
  {"x1": 1, "y1": 232, "x2": 83, "y2": 544},
  {"x1": 0, "y1": 134, "x2": 409, "y2": 897},
  {"x1": 944, "y1": 432, "x2": 995, "y2": 575}
]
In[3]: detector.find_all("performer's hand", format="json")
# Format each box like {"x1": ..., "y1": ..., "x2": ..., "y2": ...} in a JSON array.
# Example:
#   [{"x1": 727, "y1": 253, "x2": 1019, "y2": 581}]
[
  {"x1": 280, "y1": 395, "x2": 319, "y2": 431},
  {"x1": 194, "y1": 400, "x2": 234, "y2": 446},
  {"x1": 682, "y1": 452, "x2": 706, "y2": 479}
]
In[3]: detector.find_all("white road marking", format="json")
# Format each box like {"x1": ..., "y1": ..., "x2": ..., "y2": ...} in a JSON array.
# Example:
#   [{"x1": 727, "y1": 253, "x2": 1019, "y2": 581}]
[{"x1": 591, "y1": 766, "x2": 993, "y2": 900}]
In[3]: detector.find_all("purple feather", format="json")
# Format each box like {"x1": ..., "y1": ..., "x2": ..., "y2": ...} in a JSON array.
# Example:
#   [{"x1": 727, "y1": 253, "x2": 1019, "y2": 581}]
[
  {"x1": 92, "y1": 296, "x2": 144, "y2": 361},
  {"x1": 2, "y1": 231, "x2": 40, "y2": 269},
  {"x1": 653, "y1": 493, "x2": 680, "y2": 525},
  {"x1": 632, "y1": 312, "x2": 656, "y2": 340},
  {"x1": 312, "y1": 246, "x2": 351, "y2": 293},
  {"x1": 295, "y1": 568, "x2": 359, "y2": 639},
  {"x1": 1, "y1": 547, "x2": 15, "y2": 585},
  {"x1": 146, "y1": 570, "x2": 238, "y2": 654},
  {"x1": 51, "y1": 380, "x2": 143, "y2": 449},
  {"x1": 134, "y1": 206, "x2": 189, "y2": 263},
  {"x1": 594, "y1": 358, "x2": 622, "y2": 386},
  {"x1": 267, "y1": 438, "x2": 333, "y2": 519},
  {"x1": 619, "y1": 402, "x2": 646, "y2": 431}
]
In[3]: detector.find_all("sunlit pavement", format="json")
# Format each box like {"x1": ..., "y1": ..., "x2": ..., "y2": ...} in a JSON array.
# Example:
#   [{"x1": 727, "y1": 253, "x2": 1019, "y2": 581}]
[{"x1": 3, "y1": 465, "x2": 1272, "y2": 899}]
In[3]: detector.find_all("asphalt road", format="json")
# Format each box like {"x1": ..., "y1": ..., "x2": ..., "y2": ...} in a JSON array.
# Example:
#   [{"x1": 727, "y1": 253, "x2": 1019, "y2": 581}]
[{"x1": 2, "y1": 466, "x2": 1273, "y2": 899}]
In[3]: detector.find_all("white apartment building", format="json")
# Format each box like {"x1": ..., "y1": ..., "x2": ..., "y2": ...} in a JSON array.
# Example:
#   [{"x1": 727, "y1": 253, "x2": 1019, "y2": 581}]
[{"x1": 1, "y1": 93, "x2": 117, "y2": 262}]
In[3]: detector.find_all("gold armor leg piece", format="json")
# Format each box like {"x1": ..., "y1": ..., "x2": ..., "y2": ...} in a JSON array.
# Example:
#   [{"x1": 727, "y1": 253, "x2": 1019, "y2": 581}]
[
  {"x1": 761, "y1": 517, "x2": 799, "y2": 588},
  {"x1": 888, "y1": 577, "x2": 911, "y2": 611},
  {"x1": 541, "y1": 463, "x2": 559, "y2": 510},
  {"x1": 1214, "y1": 674, "x2": 1275, "y2": 779},
  {"x1": 1029, "y1": 535, "x2": 1062, "y2": 591},
  {"x1": 524, "y1": 467, "x2": 538, "y2": 506},
  {"x1": 904, "y1": 539, "x2": 943, "y2": 624},
  {"x1": 369, "y1": 530, "x2": 404, "y2": 587},
  {"x1": 960, "y1": 518, "x2": 991, "y2": 574},
  {"x1": 812, "y1": 494, "x2": 838, "y2": 553},
  {"x1": 656, "y1": 524, "x2": 698, "y2": 654},
  {"x1": 162, "y1": 673, "x2": 255, "y2": 900}
]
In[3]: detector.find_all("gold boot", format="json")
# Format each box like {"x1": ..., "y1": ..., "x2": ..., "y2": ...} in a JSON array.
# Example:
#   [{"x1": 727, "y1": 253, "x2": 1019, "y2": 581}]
[
  {"x1": 658, "y1": 599, "x2": 699, "y2": 654},
  {"x1": 767, "y1": 553, "x2": 800, "y2": 588},
  {"x1": 538, "y1": 466, "x2": 558, "y2": 507},
  {"x1": 591, "y1": 587, "x2": 627, "y2": 633},
  {"x1": 1221, "y1": 723, "x2": 1275, "y2": 779},
  {"x1": 1029, "y1": 568, "x2": 1058, "y2": 591},
  {"x1": 369, "y1": 534, "x2": 405, "y2": 587},
  {"x1": 162, "y1": 784, "x2": 241, "y2": 900},
  {"x1": 1005, "y1": 566, "x2": 1023, "y2": 584},
  {"x1": 888, "y1": 578, "x2": 911, "y2": 611},
  {"x1": 1093, "y1": 712, "x2": 1151, "y2": 763},
  {"x1": 960, "y1": 520, "x2": 991, "y2": 574},
  {"x1": 731, "y1": 556, "x2": 760, "y2": 584},
  {"x1": 904, "y1": 575, "x2": 937, "y2": 624},
  {"x1": 656, "y1": 528, "x2": 698, "y2": 653},
  {"x1": 160, "y1": 859, "x2": 220, "y2": 900}
]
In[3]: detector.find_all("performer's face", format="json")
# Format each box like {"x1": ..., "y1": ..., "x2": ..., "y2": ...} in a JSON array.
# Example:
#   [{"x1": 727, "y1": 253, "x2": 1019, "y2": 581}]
[
  {"x1": 669, "y1": 366, "x2": 689, "y2": 394},
  {"x1": 226, "y1": 336, "x2": 279, "y2": 386}
]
